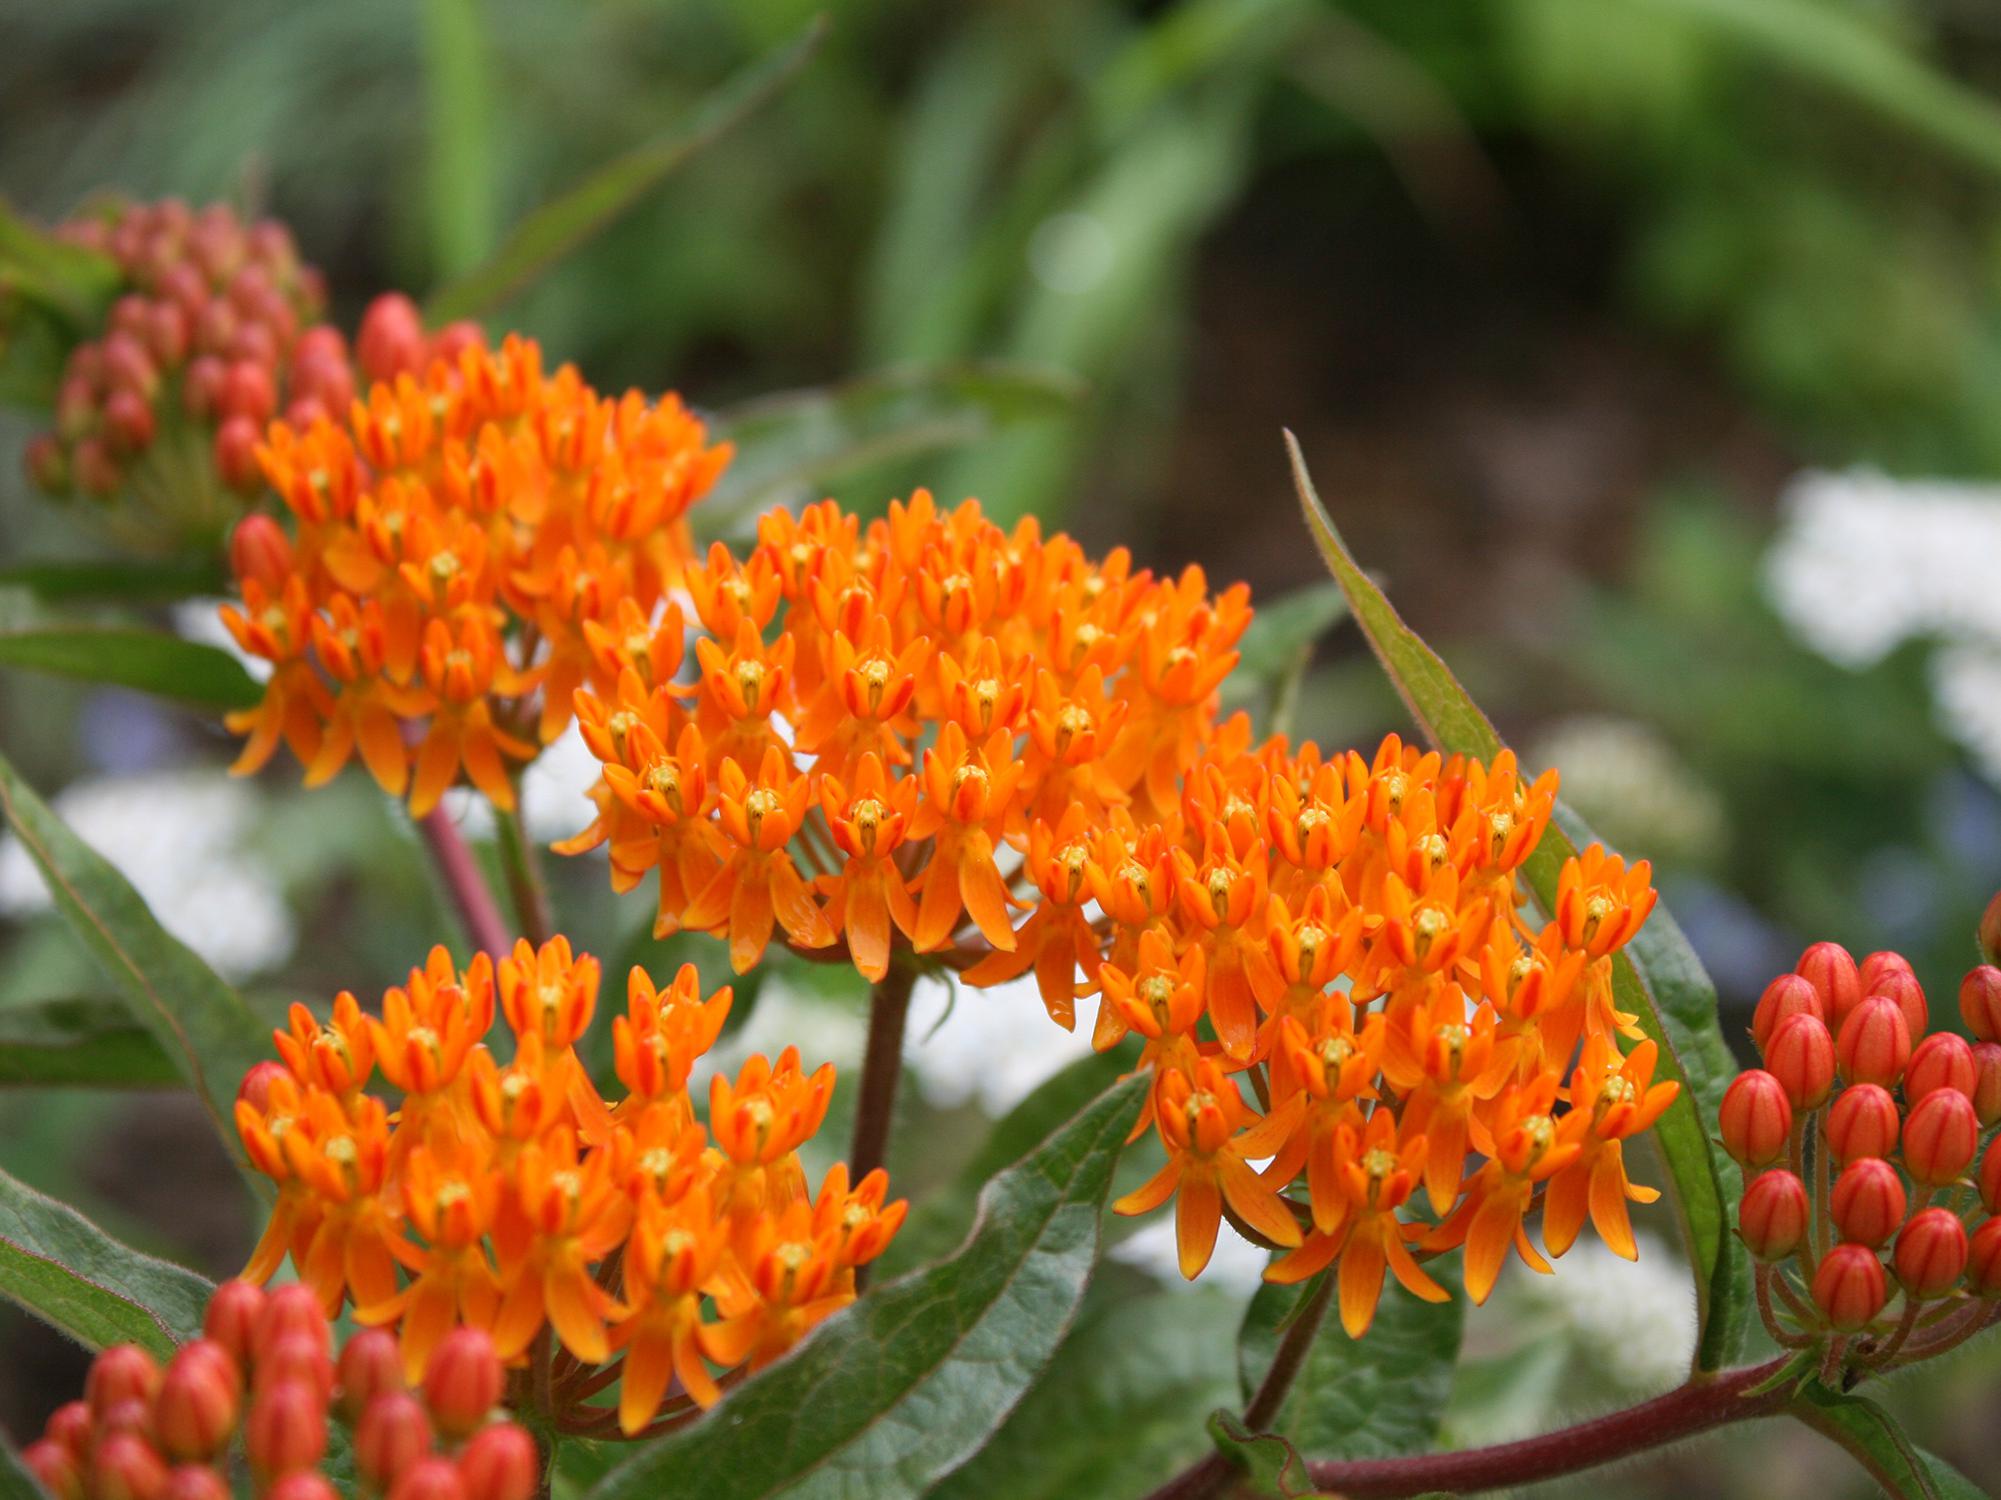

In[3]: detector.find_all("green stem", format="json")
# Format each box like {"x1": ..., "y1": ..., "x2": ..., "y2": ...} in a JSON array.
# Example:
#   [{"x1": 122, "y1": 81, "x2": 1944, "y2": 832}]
[
  {"x1": 849, "y1": 961, "x2": 917, "y2": 1186},
  {"x1": 498, "y1": 797, "x2": 553, "y2": 948}
]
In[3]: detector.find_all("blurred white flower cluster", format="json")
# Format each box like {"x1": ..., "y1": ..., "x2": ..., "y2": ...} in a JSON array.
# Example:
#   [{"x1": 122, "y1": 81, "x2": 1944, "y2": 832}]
[
  {"x1": 1766, "y1": 469, "x2": 2001, "y2": 779},
  {"x1": 0, "y1": 770, "x2": 294, "y2": 979},
  {"x1": 1528, "y1": 715, "x2": 1726, "y2": 865}
]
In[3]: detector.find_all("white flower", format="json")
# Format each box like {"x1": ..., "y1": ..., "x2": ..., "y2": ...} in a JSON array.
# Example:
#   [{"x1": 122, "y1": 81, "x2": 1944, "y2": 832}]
[
  {"x1": 903, "y1": 972, "x2": 1098, "y2": 1115},
  {"x1": 1111, "y1": 1213, "x2": 1269, "y2": 1296},
  {"x1": 1501, "y1": 1233, "x2": 1697, "y2": 1392}
]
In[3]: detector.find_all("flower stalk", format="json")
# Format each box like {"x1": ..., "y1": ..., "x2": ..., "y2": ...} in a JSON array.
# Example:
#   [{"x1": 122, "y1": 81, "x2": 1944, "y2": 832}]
[
  {"x1": 851, "y1": 960, "x2": 919, "y2": 1189},
  {"x1": 418, "y1": 804, "x2": 513, "y2": 959}
]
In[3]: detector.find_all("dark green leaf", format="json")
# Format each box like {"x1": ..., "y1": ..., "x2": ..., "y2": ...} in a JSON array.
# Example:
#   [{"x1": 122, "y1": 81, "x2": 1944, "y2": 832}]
[
  {"x1": 1, "y1": 1431, "x2": 45, "y2": 1500},
  {"x1": 0, "y1": 557, "x2": 227, "y2": 604},
  {"x1": 0, "y1": 753, "x2": 274, "y2": 1187},
  {"x1": 419, "y1": 0, "x2": 501, "y2": 281},
  {"x1": 0, "y1": 997, "x2": 179, "y2": 1088},
  {"x1": 0, "y1": 626, "x2": 259, "y2": 709},
  {"x1": 1231, "y1": 583, "x2": 1346, "y2": 683},
  {"x1": 1206, "y1": 1411, "x2": 1319, "y2": 1498},
  {"x1": 874, "y1": 1043, "x2": 1129, "y2": 1277},
  {"x1": 703, "y1": 361, "x2": 1084, "y2": 527},
  {"x1": 1789, "y1": 1387, "x2": 1989, "y2": 1500},
  {"x1": 0, "y1": 1161, "x2": 211, "y2": 1357},
  {"x1": 1236, "y1": 1267, "x2": 1463, "y2": 1461},
  {"x1": 0, "y1": 200, "x2": 121, "y2": 329},
  {"x1": 424, "y1": 19, "x2": 827, "y2": 324},
  {"x1": 1284, "y1": 431, "x2": 1748, "y2": 1371},
  {"x1": 585, "y1": 1073, "x2": 1147, "y2": 1500},
  {"x1": 929, "y1": 1269, "x2": 1243, "y2": 1500}
]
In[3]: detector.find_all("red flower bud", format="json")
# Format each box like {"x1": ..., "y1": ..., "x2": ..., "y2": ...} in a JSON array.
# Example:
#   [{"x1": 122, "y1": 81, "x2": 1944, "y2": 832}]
[
  {"x1": 154, "y1": 1342, "x2": 241, "y2": 1461},
  {"x1": 430, "y1": 322, "x2": 484, "y2": 368},
  {"x1": 1904, "y1": 1032, "x2": 1975, "y2": 1103},
  {"x1": 1835, "y1": 995, "x2": 1910, "y2": 1087},
  {"x1": 1894, "y1": 1207, "x2": 1969, "y2": 1298},
  {"x1": 182, "y1": 355, "x2": 228, "y2": 421},
  {"x1": 1859, "y1": 950, "x2": 1912, "y2": 992},
  {"x1": 1970, "y1": 1216, "x2": 2001, "y2": 1295},
  {"x1": 292, "y1": 326, "x2": 347, "y2": 367},
  {"x1": 1826, "y1": 1083, "x2": 1900, "y2": 1166},
  {"x1": 144, "y1": 301, "x2": 189, "y2": 368},
  {"x1": 1979, "y1": 1134, "x2": 2001, "y2": 1214},
  {"x1": 103, "y1": 389, "x2": 157, "y2": 456},
  {"x1": 101, "y1": 332, "x2": 159, "y2": 400},
  {"x1": 1751, "y1": 974, "x2": 1823, "y2": 1052},
  {"x1": 228, "y1": 516, "x2": 294, "y2": 595},
  {"x1": 87, "y1": 1346, "x2": 161, "y2": 1418},
  {"x1": 391, "y1": 1459, "x2": 468, "y2": 1500},
  {"x1": 1975, "y1": 1043, "x2": 2001, "y2": 1128},
  {"x1": 1868, "y1": 969, "x2": 1927, "y2": 1043},
  {"x1": 22, "y1": 1440, "x2": 81, "y2": 1500},
  {"x1": 1962, "y1": 966, "x2": 2001, "y2": 1044},
  {"x1": 1798, "y1": 941, "x2": 1862, "y2": 1027},
  {"x1": 159, "y1": 1467, "x2": 230, "y2": 1500},
  {"x1": 254, "y1": 1334, "x2": 333, "y2": 1405},
  {"x1": 194, "y1": 298, "x2": 238, "y2": 358},
  {"x1": 90, "y1": 1434, "x2": 169, "y2": 1500},
  {"x1": 1829, "y1": 1157, "x2": 1906, "y2": 1248},
  {"x1": 254, "y1": 1284, "x2": 332, "y2": 1362},
  {"x1": 45, "y1": 1401, "x2": 93, "y2": 1460},
  {"x1": 1903, "y1": 1087, "x2": 1979, "y2": 1187},
  {"x1": 355, "y1": 1393, "x2": 433, "y2": 1490},
  {"x1": 1812, "y1": 1243, "x2": 1888, "y2": 1331},
  {"x1": 265, "y1": 1474, "x2": 339, "y2": 1500},
  {"x1": 336, "y1": 1328, "x2": 404, "y2": 1424},
  {"x1": 245, "y1": 1382, "x2": 326, "y2": 1482},
  {"x1": 229, "y1": 321, "x2": 279, "y2": 371},
  {"x1": 1718, "y1": 1070, "x2": 1792, "y2": 1167},
  {"x1": 422, "y1": 1329, "x2": 502, "y2": 1441},
  {"x1": 458, "y1": 1424, "x2": 538, "y2": 1500},
  {"x1": 219, "y1": 360, "x2": 275, "y2": 427},
  {"x1": 1981, "y1": 891, "x2": 2001, "y2": 968},
  {"x1": 1765, "y1": 1013, "x2": 1835, "y2": 1109},
  {"x1": 97, "y1": 1398, "x2": 154, "y2": 1443},
  {"x1": 202, "y1": 1280, "x2": 266, "y2": 1368},
  {"x1": 214, "y1": 415, "x2": 263, "y2": 494},
  {"x1": 1738, "y1": 1169, "x2": 1809, "y2": 1262},
  {"x1": 356, "y1": 295, "x2": 427, "y2": 384},
  {"x1": 72, "y1": 437, "x2": 123, "y2": 500}
]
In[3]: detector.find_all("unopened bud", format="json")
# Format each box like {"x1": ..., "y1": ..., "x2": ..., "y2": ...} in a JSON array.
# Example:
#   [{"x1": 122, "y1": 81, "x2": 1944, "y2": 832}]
[
  {"x1": 102, "y1": 389, "x2": 157, "y2": 456},
  {"x1": 457, "y1": 1424, "x2": 537, "y2": 1500},
  {"x1": 87, "y1": 1346, "x2": 161, "y2": 1418},
  {"x1": 101, "y1": 332, "x2": 158, "y2": 400},
  {"x1": 430, "y1": 322, "x2": 484, "y2": 369},
  {"x1": 1961, "y1": 966, "x2": 2001, "y2": 1042},
  {"x1": 229, "y1": 515, "x2": 293, "y2": 595},
  {"x1": 355, "y1": 295, "x2": 427, "y2": 384},
  {"x1": 1868, "y1": 969, "x2": 1927, "y2": 1043},
  {"x1": 1835, "y1": 995, "x2": 1910, "y2": 1088},
  {"x1": 71, "y1": 437, "x2": 123, "y2": 501},
  {"x1": 154, "y1": 1342, "x2": 240, "y2": 1461},
  {"x1": 355, "y1": 1393, "x2": 432, "y2": 1490},
  {"x1": 252, "y1": 1285, "x2": 330, "y2": 1365},
  {"x1": 46, "y1": 1401, "x2": 93, "y2": 1459},
  {"x1": 1975, "y1": 1043, "x2": 2001, "y2": 1128},
  {"x1": 1718, "y1": 1070, "x2": 1792, "y2": 1167},
  {"x1": 1764, "y1": 1013, "x2": 1835, "y2": 1109},
  {"x1": 1751, "y1": 974, "x2": 1823, "y2": 1051},
  {"x1": 219, "y1": 360, "x2": 275, "y2": 426},
  {"x1": 22, "y1": 1440, "x2": 81, "y2": 1500},
  {"x1": 1798, "y1": 942, "x2": 1862, "y2": 1027},
  {"x1": 1980, "y1": 890, "x2": 2001, "y2": 967},
  {"x1": 1970, "y1": 1216, "x2": 2001, "y2": 1296},
  {"x1": 1812, "y1": 1243, "x2": 1888, "y2": 1331},
  {"x1": 202, "y1": 1280, "x2": 266, "y2": 1368},
  {"x1": 1738, "y1": 1169, "x2": 1809, "y2": 1262},
  {"x1": 266, "y1": 1475, "x2": 339, "y2": 1500},
  {"x1": 1903, "y1": 1087, "x2": 1979, "y2": 1187},
  {"x1": 1894, "y1": 1207, "x2": 1969, "y2": 1299},
  {"x1": 421, "y1": 1329, "x2": 501, "y2": 1441},
  {"x1": 389, "y1": 1458, "x2": 467, "y2": 1500},
  {"x1": 1905, "y1": 1032, "x2": 1975, "y2": 1103},
  {"x1": 1827, "y1": 1083, "x2": 1901, "y2": 1165},
  {"x1": 91, "y1": 1434, "x2": 169, "y2": 1500},
  {"x1": 159, "y1": 1467, "x2": 229, "y2": 1500},
  {"x1": 335, "y1": 1328, "x2": 403, "y2": 1424},
  {"x1": 1979, "y1": 1135, "x2": 2001, "y2": 1214},
  {"x1": 97, "y1": 1398, "x2": 154, "y2": 1443},
  {"x1": 214, "y1": 415, "x2": 263, "y2": 494},
  {"x1": 1829, "y1": 1157, "x2": 1906, "y2": 1248},
  {"x1": 256, "y1": 1335, "x2": 333, "y2": 1407},
  {"x1": 1859, "y1": 950, "x2": 1913, "y2": 993},
  {"x1": 245, "y1": 1381, "x2": 326, "y2": 1482},
  {"x1": 182, "y1": 355, "x2": 227, "y2": 421}
]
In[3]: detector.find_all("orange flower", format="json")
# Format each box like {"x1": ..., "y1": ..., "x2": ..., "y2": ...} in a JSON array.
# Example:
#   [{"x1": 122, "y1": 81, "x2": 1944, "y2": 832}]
[
  {"x1": 492, "y1": 1126, "x2": 632, "y2": 1363},
  {"x1": 682, "y1": 749, "x2": 833, "y2": 972},
  {"x1": 1555, "y1": 845, "x2": 1658, "y2": 960},
  {"x1": 1430, "y1": 1075, "x2": 1584, "y2": 1304},
  {"x1": 617, "y1": 1187, "x2": 731, "y2": 1430},
  {"x1": 817, "y1": 755, "x2": 920, "y2": 982},
  {"x1": 1542, "y1": 1036, "x2": 1679, "y2": 1260}
]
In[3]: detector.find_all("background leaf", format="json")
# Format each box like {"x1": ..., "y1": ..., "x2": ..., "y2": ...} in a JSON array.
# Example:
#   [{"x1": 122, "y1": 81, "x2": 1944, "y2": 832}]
[
  {"x1": 0, "y1": 557, "x2": 227, "y2": 604},
  {"x1": 0, "y1": 1161, "x2": 211, "y2": 1357},
  {"x1": 419, "y1": 0, "x2": 500, "y2": 281},
  {"x1": 0, "y1": 753, "x2": 273, "y2": 1186},
  {"x1": 585, "y1": 1073, "x2": 1146, "y2": 1500},
  {"x1": 0, "y1": 1432, "x2": 44, "y2": 1500},
  {"x1": 1236, "y1": 1266, "x2": 1463, "y2": 1462},
  {"x1": 1205, "y1": 1411, "x2": 1317, "y2": 1499},
  {"x1": 1789, "y1": 1387, "x2": 1989, "y2": 1500},
  {"x1": 0, "y1": 997, "x2": 179, "y2": 1088},
  {"x1": 1284, "y1": 431, "x2": 1749, "y2": 1370},
  {"x1": 423, "y1": 18, "x2": 827, "y2": 324},
  {"x1": 0, "y1": 623, "x2": 259, "y2": 710}
]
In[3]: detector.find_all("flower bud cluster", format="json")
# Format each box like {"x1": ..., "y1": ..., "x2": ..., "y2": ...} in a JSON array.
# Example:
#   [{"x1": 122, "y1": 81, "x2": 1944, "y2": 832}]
[
  {"x1": 16, "y1": 1281, "x2": 536, "y2": 1500},
  {"x1": 1725, "y1": 943, "x2": 2001, "y2": 1358}
]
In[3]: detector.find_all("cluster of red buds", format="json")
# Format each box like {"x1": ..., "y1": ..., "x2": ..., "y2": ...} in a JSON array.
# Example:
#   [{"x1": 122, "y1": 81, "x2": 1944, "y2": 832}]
[
  {"x1": 1721, "y1": 942, "x2": 2001, "y2": 1370},
  {"x1": 16, "y1": 1281, "x2": 537, "y2": 1500},
  {"x1": 18, "y1": 197, "x2": 476, "y2": 543}
]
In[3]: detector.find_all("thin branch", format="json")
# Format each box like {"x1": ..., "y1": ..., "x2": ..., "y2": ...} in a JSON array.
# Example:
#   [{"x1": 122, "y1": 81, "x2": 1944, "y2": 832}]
[
  {"x1": 498, "y1": 797, "x2": 553, "y2": 947},
  {"x1": 418, "y1": 804, "x2": 513, "y2": 958}
]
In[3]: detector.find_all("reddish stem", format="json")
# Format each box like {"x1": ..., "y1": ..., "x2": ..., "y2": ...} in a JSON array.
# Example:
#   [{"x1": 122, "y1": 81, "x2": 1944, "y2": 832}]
[{"x1": 418, "y1": 805, "x2": 513, "y2": 958}]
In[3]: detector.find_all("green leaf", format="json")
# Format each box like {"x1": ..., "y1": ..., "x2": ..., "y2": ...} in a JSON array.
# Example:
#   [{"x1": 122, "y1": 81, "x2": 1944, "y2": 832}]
[
  {"x1": 1206, "y1": 1411, "x2": 1319, "y2": 1499},
  {"x1": 0, "y1": 753, "x2": 273, "y2": 1186},
  {"x1": 0, "y1": 557, "x2": 227, "y2": 604},
  {"x1": 928, "y1": 1269, "x2": 1244, "y2": 1500},
  {"x1": 1236, "y1": 1267, "x2": 1463, "y2": 1462},
  {"x1": 0, "y1": 200, "x2": 121, "y2": 330},
  {"x1": 585, "y1": 1073, "x2": 1147, "y2": 1500},
  {"x1": 424, "y1": 19, "x2": 827, "y2": 324},
  {"x1": 1, "y1": 1431, "x2": 46, "y2": 1500},
  {"x1": 1789, "y1": 1387, "x2": 1989, "y2": 1500},
  {"x1": 1284, "y1": 431, "x2": 1749, "y2": 1371},
  {"x1": 703, "y1": 361, "x2": 1085, "y2": 527},
  {"x1": 0, "y1": 997, "x2": 180, "y2": 1088},
  {"x1": 0, "y1": 1161, "x2": 212, "y2": 1357},
  {"x1": 0, "y1": 625, "x2": 260, "y2": 710},
  {"x1": 420, "y1": 0, "x2": 501, "y2": 281},
  {"x1": 1232, "y1": 583, "x2": 1346, "y2": 683}
]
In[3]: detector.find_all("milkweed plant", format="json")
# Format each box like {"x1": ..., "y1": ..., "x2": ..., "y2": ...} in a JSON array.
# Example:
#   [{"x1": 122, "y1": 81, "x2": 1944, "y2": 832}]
[{"x1": 0, "y1": 36, "x2": 1996, "y2": 1500}]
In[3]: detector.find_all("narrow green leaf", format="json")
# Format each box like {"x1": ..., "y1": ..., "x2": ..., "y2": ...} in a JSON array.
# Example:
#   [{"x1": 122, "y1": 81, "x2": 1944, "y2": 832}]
[
  {"x1": 0, "y1": 997, "x2": 180, "y2": 1088},
  {"x1": 0, "y1": 1161, "x2": 212, "y2": 1357},
  {"x1": 0, "y1": 200, "x2": 122, "y2": 329},
  {"x1": 1205, "y1": 1411, "x2": 1318, "y2": 1498},
  {"x1": 420, "y1": 0, "x2": 501, "y2": 280},
  {"x1": 1789, "y1": 1387, "x2": 1988, "y2": 1500},
  {"x1": 585, "y1": 1073, "x2": 1147, "y2": 1500},
  {"x1": 1, "y1": 1431, "x2": 46, "y2": 1500},
  {"x1": 424, "y1": 19, "x2": 827, "y2": 324},
  {"x1": 703, "y1": 361, "x2": 1085, "y2": 526},
  {"x1": 1236, "y1": 1267, "x2": 1463, "y2": 1461},
  {"x1": 0, "y1": 557, "x2": 227, "y2": 604},
  {"x1": 1283, "y1": 431, "x2": 1749, "y2": 1370},
  {"x1": 0, "y1": 627, "x2": 259, "y2": 709},
  {"x1": 0, "y1": 753, "x2": 273, "y2": 1186},
  {"x1": 1231, "y1": 582, "x2": 1346, "y2": 683}
]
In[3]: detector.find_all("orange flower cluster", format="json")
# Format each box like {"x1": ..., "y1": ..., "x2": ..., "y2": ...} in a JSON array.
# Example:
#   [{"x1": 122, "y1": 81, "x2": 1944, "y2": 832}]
[
  {"x1": 219, "y1": 336, "x2": 730, "y2": 817},
  {"x1": 559, "y1": 492, "x2": 1671, "y2": 1337},
  {"x1": 233, "y1": 937, "x2": 903, "y2": 1438}
]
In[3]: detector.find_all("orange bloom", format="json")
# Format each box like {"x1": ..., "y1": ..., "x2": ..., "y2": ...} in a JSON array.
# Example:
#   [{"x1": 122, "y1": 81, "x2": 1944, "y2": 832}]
[{"x1": 1542, "y1": 1035, "x2": 1678, "y2": 1260}]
